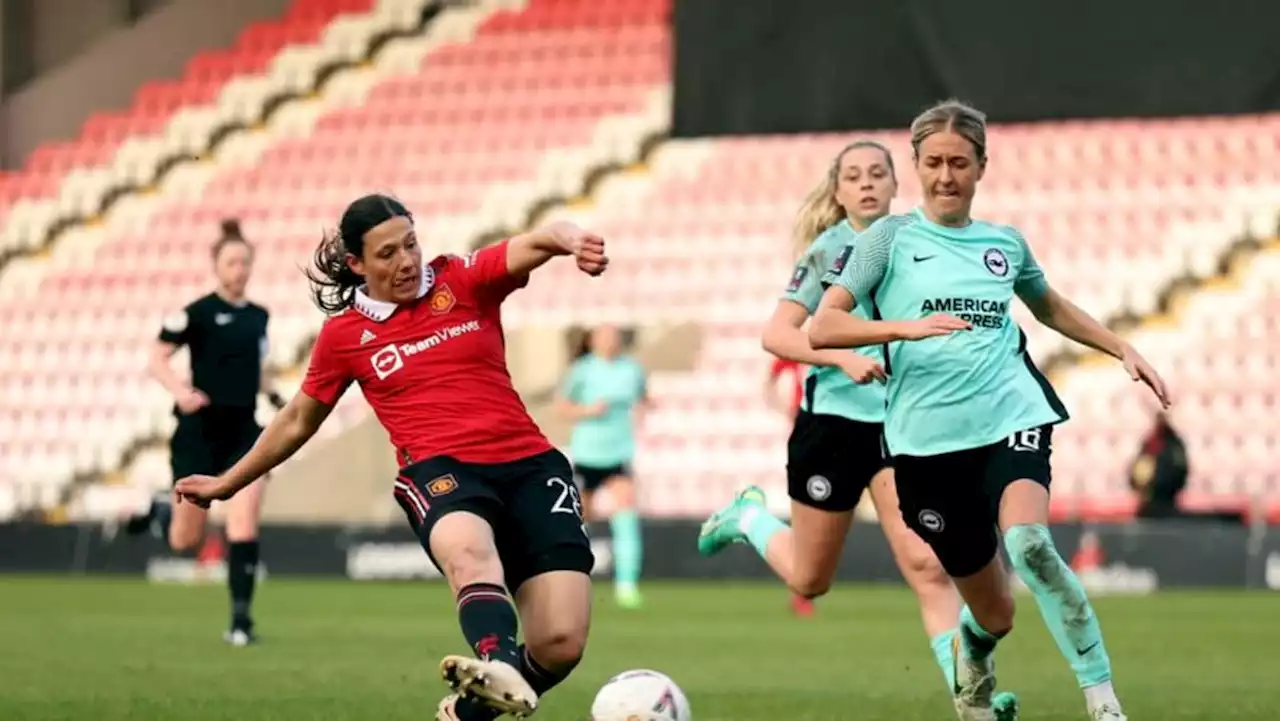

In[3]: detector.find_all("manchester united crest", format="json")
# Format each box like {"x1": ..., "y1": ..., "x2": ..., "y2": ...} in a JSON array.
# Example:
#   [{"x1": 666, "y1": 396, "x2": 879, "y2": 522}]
[{"x1": 428, "y1": 284, "x2": 456, "y2": 314}]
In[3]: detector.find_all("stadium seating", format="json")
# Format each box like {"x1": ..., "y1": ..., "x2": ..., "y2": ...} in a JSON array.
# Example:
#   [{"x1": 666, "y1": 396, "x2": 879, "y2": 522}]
[
  {"x1": 0, "y1": 0, "x2": 432, "y2": 256},
  {"x1": 533, "y1": 124, "x2": 1280, "y2": 519},
  {"x1": 1, "y1": 0, "x2": 1276, "y2": 525},
  {"x1": 0, "y1": 0, "x2": 671, "y2": 518}
]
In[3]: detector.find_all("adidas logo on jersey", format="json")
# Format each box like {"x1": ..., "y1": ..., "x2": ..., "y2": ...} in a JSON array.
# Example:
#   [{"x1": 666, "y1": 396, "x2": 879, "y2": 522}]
[{"x1": 360, "y1": 329, "x2": 377, "y2": 345}]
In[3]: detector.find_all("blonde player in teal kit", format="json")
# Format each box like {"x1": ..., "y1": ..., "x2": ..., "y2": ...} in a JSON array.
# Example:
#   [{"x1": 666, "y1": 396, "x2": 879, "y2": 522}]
[
  {"x1": 811, "y1": 100, "x2": 1170, "y2": 721},
  {"x1": 697, "y1": 139, "x2": 1017, "y2": 719},
  {"x1": 556, "y1": 325, "x2": 648, "y2": 609}
]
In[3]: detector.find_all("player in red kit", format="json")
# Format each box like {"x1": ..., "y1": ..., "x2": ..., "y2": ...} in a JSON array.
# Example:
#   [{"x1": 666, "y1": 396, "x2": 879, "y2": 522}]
[
  {"x1": 764, "y1": 357, "x2": 804, "y2": 418},
  {"x1": 174, "y1": 194, "x2": 607, "y2": 721}
]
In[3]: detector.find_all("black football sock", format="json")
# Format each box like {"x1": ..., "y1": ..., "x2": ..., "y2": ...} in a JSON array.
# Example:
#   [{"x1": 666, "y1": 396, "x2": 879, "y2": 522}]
[
  {"x1": 455, "y1": 583, "x2": 521, "y2": 668},
  {"x1": 152, "y1": 498, "x2": 173, "y2": 541},
  {"x1": 518, "y1": 644, "x2": 579, "y2": 695},
  {"x1": 451, "y1": 697, "x2": 500, "y2": 721},
  {"x1": 227, "y1": 540, "x2": 259, "y2": 630},
  {"x1": 125, "y1": 496, "x2": 171, "y2": 539}
]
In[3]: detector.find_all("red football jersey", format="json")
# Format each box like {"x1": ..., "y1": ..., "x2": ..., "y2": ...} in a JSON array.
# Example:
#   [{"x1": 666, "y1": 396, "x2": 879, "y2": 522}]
[
  {"x1": 769, "y1": 357, "x2": 804, "y2": 415},
  {"x1": 301, "y1": 240, "x2": 553, "y2": 465}
]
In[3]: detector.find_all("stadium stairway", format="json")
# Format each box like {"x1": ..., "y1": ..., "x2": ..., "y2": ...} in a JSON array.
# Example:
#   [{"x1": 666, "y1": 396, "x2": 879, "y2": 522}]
[
  {"x1": 0, "y1": 0, "x2": 440, "y2": 267},
  {"x1": 1051, "y1": 233, "x2": 1280, "y2": 523}
]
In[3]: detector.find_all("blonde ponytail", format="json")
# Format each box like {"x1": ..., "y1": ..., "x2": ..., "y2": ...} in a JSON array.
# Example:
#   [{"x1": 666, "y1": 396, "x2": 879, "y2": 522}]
[{"x1": 790, "y1": 176, "x2": 845, "y2": 258}]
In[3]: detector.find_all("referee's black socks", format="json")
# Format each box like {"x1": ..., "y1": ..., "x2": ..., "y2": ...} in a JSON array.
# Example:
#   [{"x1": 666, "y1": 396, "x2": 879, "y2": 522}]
[
  {"x1": 455, "y1": 583, "x2": 521, "y2": 668},
  {"x1": 227, "y1": 539, "x2": 259, "y2": 631}
]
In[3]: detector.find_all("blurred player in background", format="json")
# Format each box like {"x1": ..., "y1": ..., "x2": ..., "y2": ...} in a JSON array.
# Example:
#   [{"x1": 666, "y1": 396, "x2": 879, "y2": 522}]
[
  {"x1": 762, "y1": 356, "x2": 817, "y2": 616},
  {"x1": 124, "y1": 219, "x2": 283, "y2": 646},
  {"x1": 556, "y1": 324, "x2": 649, "y2": 610},
  {"x1": 172, "y1": 195, "x2": 608, "y2": 721},
  {"x1": 1128, "y1": 409, "x2": 1188, "y2": 518},
  {"x1": 812, "y1": 100, "x2": 1170, "y2": 721},
  {"x1": 698, "y1": 140, "x2": 1017, "y2": 717},
  {"x1": 763, "y1": 356, "x2": 804, "y2": 418}
]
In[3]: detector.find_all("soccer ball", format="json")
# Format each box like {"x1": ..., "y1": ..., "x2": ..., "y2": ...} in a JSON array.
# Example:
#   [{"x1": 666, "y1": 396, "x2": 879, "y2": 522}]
[{"x1": 590, "y1": 669, "x2": 692, "y2": 721}]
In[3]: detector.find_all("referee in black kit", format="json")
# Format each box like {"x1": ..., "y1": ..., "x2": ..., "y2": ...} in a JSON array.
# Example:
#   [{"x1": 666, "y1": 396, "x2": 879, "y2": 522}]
[{"x1": 125, "y1": 219, "x2": 286, "y2": 646}]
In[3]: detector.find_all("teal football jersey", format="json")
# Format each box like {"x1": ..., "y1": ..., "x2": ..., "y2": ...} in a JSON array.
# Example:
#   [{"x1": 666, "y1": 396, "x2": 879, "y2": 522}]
[
  {"x1": 779, "y1": 221, "x2": 885, "y2": 423},
  {"x1": 835, "y1": 209, "x2": 1068, "y2": 456},
  {"x1": 563, "y1": 354, "x2": 646, "y2": 467}
]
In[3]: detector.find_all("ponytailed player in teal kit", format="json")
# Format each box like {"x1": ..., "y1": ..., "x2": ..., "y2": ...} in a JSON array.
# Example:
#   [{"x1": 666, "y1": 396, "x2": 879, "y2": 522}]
[
  {"x1": 556, "y1": 325, "x2": 649, "y2": 610},
  {"x1": 697, "y1": 140, "x2": 1017, "y2": 718},
  {"x1": 811, "y1": 100, "x2": 1170, "y2": 721}
]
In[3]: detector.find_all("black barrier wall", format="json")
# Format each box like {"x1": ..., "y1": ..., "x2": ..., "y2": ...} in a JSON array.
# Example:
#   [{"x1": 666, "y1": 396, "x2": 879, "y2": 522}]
[
  {"x1": 1, "y1": 521, "x2": 1276, "y2": 591},
  {"x1": 673, "y1": 0, "x2": 1280, "y2": 136}
]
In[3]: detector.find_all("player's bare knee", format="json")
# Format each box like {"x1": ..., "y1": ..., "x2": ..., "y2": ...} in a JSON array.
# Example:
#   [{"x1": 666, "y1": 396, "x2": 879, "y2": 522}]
[
  {"x1": 904, "y1": 552, "x2": 952, "y2": 599},
  {"x1": 168, "y1": 527, "x2": 203, "y2": 553},
  {"x1": 439, "y1": 543, "x2": 502, "y2": 589},
  {"x1": 527, "y1": 625, "x2": 587, "y2": 672},
  {"x1": 789, "y1": 568, "x2": 833, "y2": 599},
  {"x1": 429, "y1": 512, "x2": 503, "y2": 588},
  {"x1": 1004, "y1": 523, "x2": 1060, "y2": 587},
  {"x1": 605, "y1": 479, "x2": 635, "y2": 508}
]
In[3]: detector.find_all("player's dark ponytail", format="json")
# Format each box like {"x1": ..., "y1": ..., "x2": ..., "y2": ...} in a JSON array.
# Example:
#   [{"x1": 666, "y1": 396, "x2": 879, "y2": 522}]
[
  {"x1": 305, "y1": 193, "x2": 413, "y2": 315},
  {"x1": 306, "y1": 229, "x2": 363, "y2": 315}
]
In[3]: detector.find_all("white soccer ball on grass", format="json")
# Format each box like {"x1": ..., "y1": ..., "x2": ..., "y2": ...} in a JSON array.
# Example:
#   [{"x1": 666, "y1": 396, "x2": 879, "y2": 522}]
[{"x1": 590, "y1": 669, "x2": 692, "y2": 721}]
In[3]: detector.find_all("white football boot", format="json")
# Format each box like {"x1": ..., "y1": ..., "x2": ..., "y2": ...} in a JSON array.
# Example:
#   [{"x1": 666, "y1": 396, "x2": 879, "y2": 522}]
[
  {"x1": 952, "y1": 634, "x2": 997, "y2": 721},
  {"x1": 435, "y1": 695, "x2": 462, "y2": 721},
  {"x1": 1090, "y1": 702, "x2": 1128, "y2": 721},
  {"x1": 440, "y1": 654, "x2": 538, "y2": 717}
]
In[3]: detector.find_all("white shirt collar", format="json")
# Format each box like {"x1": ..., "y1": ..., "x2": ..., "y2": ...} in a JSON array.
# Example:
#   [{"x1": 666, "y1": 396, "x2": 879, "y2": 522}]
[{"x1": 351, "y1": 264, "x2": 435, "y2": 322}]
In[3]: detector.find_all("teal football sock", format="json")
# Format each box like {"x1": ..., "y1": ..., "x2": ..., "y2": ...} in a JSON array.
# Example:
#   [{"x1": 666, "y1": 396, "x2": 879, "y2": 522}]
[
  {"x1": 1005, "y1": 524, "x2": 1113, "y2": 687},
  {"x1": 959, "y1": 604, "x2": 1003, "y2": 662},
  {"x1": 930, "y1": 628, "x2": 958, "y2": 690},
  {"x1": 741, "y1": 505, "x2": 787, "y2": 558},
  {"x1": 609, "y1": 509, "x2": 643, "y2": 589}
]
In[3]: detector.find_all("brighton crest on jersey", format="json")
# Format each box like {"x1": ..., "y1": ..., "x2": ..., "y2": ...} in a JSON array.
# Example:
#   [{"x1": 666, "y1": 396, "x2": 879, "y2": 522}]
[
  {"x1": 779, "y1": 220, "x2": 885, "y2": 423},
  {"x1": 837, "y1": 209, "x2": 1068, "y2": 456}
]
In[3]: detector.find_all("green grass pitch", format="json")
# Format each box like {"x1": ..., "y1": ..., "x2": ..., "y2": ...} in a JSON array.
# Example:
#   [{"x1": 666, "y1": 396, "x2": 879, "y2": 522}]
[{"x1": 1, "y1": 577, "x2": 1275, "y2": 720}]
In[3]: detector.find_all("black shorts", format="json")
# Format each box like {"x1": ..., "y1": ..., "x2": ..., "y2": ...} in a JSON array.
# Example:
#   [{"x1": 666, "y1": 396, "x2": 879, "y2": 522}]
[
  {"x1": 574, "y1": 463, "x2": 632, "y2": 493},
  {"x1": 393, "y1": 449, "x2": 595, "y2": 592},
  {"x1": 170, "y1": 406, "x2": 262, "y2": 482},
  {"x1": 787, "y1": 411, "x2": 888, "y2": 512},
  {"x1": 893, "y1": 424, "x2": 1055, "y2": 578}
]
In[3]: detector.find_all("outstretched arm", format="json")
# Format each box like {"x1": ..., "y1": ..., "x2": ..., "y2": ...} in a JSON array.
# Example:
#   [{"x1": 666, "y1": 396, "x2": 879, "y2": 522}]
[
  {"x1": 1020, "y1": 285, "x2": 1126, "y2": 358},
  {"x1": 176, "y1": 392, "x2": 333, "y2": 506},
  {"x1": 506, "y1": 221, "x2": 607, "y2": 278},
  {"x1": 1015, "y1": 235, "x2": 1170, "y2": 407},
  {"x1": 226, "y1": 393, "x2": 331, "y2": 492}
]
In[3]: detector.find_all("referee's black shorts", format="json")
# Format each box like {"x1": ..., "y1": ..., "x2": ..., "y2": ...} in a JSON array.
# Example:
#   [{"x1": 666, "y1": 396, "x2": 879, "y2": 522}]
[{"x1": 170, "y1": 405, "x2": 262, "y2": 482}]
